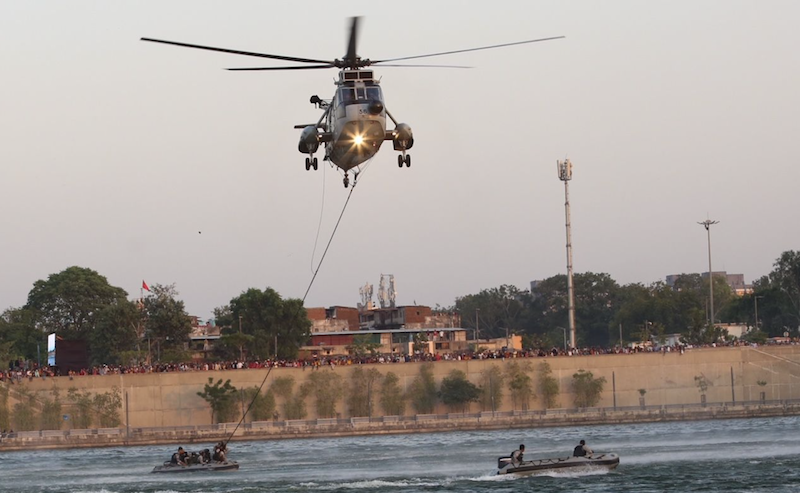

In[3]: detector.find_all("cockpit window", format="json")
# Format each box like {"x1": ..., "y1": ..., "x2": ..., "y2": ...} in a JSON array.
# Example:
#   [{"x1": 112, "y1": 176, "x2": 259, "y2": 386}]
[
  {"x1": 339, "y1": 88, "x2": 356, "y2": 103},
  {"x1": 366, "y1": 87, "x2": 382, "y2": 100}
]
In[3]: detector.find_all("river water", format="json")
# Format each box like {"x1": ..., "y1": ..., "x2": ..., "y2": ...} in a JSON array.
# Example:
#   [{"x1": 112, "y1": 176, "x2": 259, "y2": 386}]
[{"x1": 1, "y1": 416, "x2": 799, "y2": 493}]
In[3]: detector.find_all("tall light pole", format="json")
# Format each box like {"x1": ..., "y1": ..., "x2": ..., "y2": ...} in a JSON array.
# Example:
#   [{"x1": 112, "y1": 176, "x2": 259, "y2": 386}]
[
  {"x1": 558, "y1": 159, "x2": 576, "y2": 349},
  {"x1": 475, "y1": 308, "x2": 480, "y2": 341},
  {"x1": 754, "y1": 295, "x2": 764, "y2": 330},
  {"x1": 698, "y1": 219, "x2": 719, "y2": 326}
]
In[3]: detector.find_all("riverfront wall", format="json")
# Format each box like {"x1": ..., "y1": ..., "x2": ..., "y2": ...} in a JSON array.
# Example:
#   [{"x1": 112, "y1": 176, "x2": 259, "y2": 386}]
[{"x1": 6, "y1": 346, "x2": 800, "y2": 428}]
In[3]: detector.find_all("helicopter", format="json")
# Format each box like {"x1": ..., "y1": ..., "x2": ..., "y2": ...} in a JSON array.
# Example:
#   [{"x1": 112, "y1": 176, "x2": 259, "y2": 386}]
[{"x1": 142, "y1": 18, "x2": 563, "y2": 188}]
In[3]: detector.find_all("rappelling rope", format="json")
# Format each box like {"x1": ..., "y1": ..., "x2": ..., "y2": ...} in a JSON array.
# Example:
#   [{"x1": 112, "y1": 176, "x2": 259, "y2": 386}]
[{"x1": 223, "y1": 161, "x2": 367, "y2": 448}]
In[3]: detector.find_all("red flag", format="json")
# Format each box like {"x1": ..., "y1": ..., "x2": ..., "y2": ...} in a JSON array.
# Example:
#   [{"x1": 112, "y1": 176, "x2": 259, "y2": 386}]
[{"x1": 142, "y1": 280, "x2": 151, "y2": 292}]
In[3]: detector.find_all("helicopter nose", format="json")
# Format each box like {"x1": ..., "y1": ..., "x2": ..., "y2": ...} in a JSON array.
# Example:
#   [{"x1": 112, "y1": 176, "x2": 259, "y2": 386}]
[{"x1": 368, "y1": 100, "x2": 384, "y2": 115}]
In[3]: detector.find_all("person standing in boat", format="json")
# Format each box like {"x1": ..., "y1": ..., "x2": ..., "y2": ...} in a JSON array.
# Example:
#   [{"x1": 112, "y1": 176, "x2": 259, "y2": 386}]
[
  {"x1": 573, "y1": 440, "x2": 593, "y2": 457},
  {"x1": 511, "y1": 444, "x2": 525, "y2": 465},
  {"x1": 213, "y1": 441, "x2": 228, "y2": 462}
]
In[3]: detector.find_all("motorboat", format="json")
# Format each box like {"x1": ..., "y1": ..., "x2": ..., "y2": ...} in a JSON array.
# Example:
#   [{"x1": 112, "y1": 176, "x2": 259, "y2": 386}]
[
  {"x1": 497, "y1": 453, "x2": 620, "y2": 475},
  {"x1": 151, "y1": 460, "x2": 239, "y2": 473}
]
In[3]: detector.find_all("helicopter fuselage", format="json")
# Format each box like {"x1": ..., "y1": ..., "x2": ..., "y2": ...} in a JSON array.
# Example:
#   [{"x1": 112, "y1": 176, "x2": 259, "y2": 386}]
[{"x1": 298, "y1": 69, "x2": 413, "y2": 179}]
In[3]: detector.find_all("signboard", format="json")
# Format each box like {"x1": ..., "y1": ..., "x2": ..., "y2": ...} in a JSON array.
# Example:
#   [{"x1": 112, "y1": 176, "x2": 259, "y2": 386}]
[{"x1": 47, "y1": 333, "x2": 56, "y2": 366}]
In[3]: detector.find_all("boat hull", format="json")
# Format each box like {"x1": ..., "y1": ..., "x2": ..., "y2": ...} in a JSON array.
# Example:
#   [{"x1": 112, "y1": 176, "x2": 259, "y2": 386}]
[
  {"x1": 497, "y1": 453, "x2": 620, "y2": 476},
  {"x1": 151, "y1": 461, "x2": 239, "y2": 473}
]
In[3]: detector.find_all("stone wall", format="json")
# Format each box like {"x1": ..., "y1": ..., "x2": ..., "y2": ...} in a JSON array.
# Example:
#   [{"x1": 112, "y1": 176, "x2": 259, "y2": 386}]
[{"x1": 7, "y1": 345, "x2": 800, "y2": 428}]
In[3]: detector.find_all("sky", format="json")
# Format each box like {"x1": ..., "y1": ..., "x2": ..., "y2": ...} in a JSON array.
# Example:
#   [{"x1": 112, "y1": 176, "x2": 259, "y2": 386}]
[{"x1": 2, "y1": 1, "x2": 799, "y2": 321}]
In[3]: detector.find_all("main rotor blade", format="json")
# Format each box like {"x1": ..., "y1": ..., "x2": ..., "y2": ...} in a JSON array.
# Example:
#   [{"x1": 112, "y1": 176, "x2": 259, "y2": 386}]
[
  {"x1": 372, "y1": 36, "x2": 565, "y2": 64},
  {"x1": 372, "y1": 64, "x2": 472, "y2": 69},
  {"x1": 345, "y1": 17, "x2": 360, "y2": 64},
  {"x1": 227, "y1": 64, "x2": 335, "y2": 71},
  {"x1": 141, "y1": 37, "x2": 333, "y2": 65}
]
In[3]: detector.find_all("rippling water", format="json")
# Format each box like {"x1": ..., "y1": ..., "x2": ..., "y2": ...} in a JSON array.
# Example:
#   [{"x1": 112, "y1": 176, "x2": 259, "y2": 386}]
[{"x1": 2, "y1": 416, "x2": 799, "y2": 492}]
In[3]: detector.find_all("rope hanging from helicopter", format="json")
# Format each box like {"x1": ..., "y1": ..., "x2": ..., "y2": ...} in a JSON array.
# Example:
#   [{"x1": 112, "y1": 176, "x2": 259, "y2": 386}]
[{"x1": 222, "y1": 157, "x2": 371, "y2": 448}]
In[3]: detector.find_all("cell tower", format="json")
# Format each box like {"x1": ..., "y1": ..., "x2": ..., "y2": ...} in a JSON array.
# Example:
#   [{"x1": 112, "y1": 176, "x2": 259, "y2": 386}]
[
  {"x1": 557, "y1": 158, "x2": 576, "y2": 349},
  {"x1": 359, "y1": 282, "x2": 374, "y2": 310},
  {"x1": 377, "y1": 274, "x2": 397, "y2": 308}
]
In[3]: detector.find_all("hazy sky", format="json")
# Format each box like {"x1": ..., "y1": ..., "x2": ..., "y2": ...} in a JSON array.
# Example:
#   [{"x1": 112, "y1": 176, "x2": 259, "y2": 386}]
[{"x1": 2, "y1": 1, "x2": 798, "y2": 321}]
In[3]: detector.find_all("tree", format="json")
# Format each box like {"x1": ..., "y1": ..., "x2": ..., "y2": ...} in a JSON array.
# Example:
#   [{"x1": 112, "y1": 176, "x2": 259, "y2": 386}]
[
  {"x1": 380, "y1": 372, "x2": 405, "y2": 416},
  {"x1": 216, "y1": 287, "x2": 311, "y2": 359},
  {"x1": 0, "y1": 386, "x2": 9, "y2": 431},
  {"x1": 439, "y1": 369, "x2": 480, "y2": 413},
  {"x1": 479, "y1": 365, "x2": 503, "y2": 412},
  {"x1": 11, "y1": 387, "x2": 38, "y2": 431},
  {"x1": 67, "y1": 388, "x2": 94, "y2": 429},
  {"x1": 242, "y1": 387, "x2": 277, "y2": 422},
  {"x1": 271, "y1": 376, "x2": 307, "y2": 420},
  {"x1": 215, "y1": 332, "x2": 256, "y2": 361},
  {"x1": 301, "y1": 370, "x2": 342, "y2": 418},
  {"x1": 90, "y1": 300, "x2": 141, "y2": 366},
  {"x1": 0, "y1": 308, "x2": 40, "y2": 362},
  {"x1": 40, "y1": 388, "x2": 63, "y2": 430},
  {"x1": 347, "y1": 334, "x2": 382, "y2": 358},
  {"x1": 571, "y1": 370, "x2": 606, "y2": 408},
  {"x1": 538, "y1": 361, "x2": 560, "y2": 409},
  {"x1": 143, "y1": 284, "x2": 193, "y2": 360},
  {"x1": 455, "y1": 285, "x2": 527, "y2": 339},
  {"x1": 25, "y1": 266, "x2": 128, "y2": 340},
  {"x1": 197, "y1": 378, "x2": 238, "y2": 424},
  {"x1": 407, "y1": 363, "x2": 438, "y2": 414},
  {"x1": 506, "y1": 361, "x2": 535, "y2": 410},
  {"x1": 347, "y1": 367, "x2": 383, "y2": 417}
]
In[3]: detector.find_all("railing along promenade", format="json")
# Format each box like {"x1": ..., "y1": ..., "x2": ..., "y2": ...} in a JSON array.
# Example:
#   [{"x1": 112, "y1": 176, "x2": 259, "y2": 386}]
[{"x1": 2, "y1": 397, "x2": 800, "y2": 451}]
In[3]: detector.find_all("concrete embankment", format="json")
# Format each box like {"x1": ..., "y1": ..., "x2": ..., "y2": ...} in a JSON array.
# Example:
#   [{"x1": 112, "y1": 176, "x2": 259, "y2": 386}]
[{"x1": 2, "y1": 401, "x2": 799, "y2": 452}]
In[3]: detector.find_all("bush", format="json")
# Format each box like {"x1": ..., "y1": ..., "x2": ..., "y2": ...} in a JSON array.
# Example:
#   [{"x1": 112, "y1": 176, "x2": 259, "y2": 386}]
[{"x1": 571, "y1": 370, "x2": 606, "y2": 408}]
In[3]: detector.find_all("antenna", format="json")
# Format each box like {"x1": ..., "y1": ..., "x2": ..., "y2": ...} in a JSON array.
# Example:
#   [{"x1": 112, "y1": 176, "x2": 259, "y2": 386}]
[{"x1": 557, "y1": 159, "x2": 576, "y2": 349}]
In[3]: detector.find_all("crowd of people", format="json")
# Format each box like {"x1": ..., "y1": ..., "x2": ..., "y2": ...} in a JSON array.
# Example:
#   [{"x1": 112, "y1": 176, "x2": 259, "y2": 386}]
[{"x1": 2, "y1": 338, "x2": 795, "y2": 383}]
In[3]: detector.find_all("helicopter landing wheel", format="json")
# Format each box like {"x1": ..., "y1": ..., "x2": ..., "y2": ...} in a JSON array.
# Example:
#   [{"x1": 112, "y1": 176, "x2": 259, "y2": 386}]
[
  {"x1": 397, "y1": 155, "x2": 404, "y2": 168},
  {"x1": 312, "y1": 157, "x2": 318, "y2": 170},
  {"x1": 305, "y1": 157, "x2": 311, "y2": 171},
  {"x1": 405, "y1": 155, "x2": 411, "y2": 167}
]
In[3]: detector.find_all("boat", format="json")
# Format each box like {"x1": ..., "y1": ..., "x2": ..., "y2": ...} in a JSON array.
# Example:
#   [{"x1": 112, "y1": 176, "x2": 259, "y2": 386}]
[
  {"x1": 151, "y1": 460, "x2": 240, "y2": 473},
  {"x1": 497, "y1": 453, "x2": 620, "y2": 475}
]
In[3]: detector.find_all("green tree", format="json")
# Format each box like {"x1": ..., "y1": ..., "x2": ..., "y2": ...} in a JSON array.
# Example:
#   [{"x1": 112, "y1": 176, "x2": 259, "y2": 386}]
[
  {"x1": 380, "y1": 372, "x2": 405, "y2": 416},
  {"x1": 301, "y1": 370, "x2": 342, "y2": 418},
  {"x1": 347, "y1": 334, "x2": 382, "y2": 358},
  {"x1": 144, "y1": 284, "x2": 193, "y2": 359},
  {"x1": 11, "y1": 387, "x2": 38, "y2": 431},
  {"x1": 348, "y1": 367, "x2": 383, "y2": 417},
  {"x1": 94, "y1": 387, "x2": 122, "y2": 428},
  {"x1": 67, "y1": 388, "x2": 94, "y2": 429},
  {"x1": 439, "y1": 369, "x2": 480, "y2": 413},
  {"x1": 407, "y1": 363, "x2": 438, "y2": 414},
  {"x1": 455, "y1": 285, "x2": 527, "y2": 339},
  {"x1": 571, "y1": 369, "x2": 606, "y2": 408},
  {"x1": 479, "y1": 365, "x2": 503, "y2": 412},
  {"x1": 538, "y1": 361, "x2": 560, "y2": 409},
  {"x1": 243, "y1": 387, "x2": 277, "y2": 422},
  {"x1": 216, "y1": 287, "x2": 311, "y2": 359},
  {"x1": 0, "y1": 386, "x2": 9, "y2": 431},
  {"x1": 25, "y1": 266, "x2": 128, "y2": 340},
  {"x1": 90, "y1": 300, "x2": 141, "y2": 366},
  {"x1": 506, "y1": 361, "x2": 535, "y2": 410},
  {"x1": 214, "y1": 332, "x2": 256, "y2": 361},
  {"x1": 40, "y1": 387, "x2": 63, "y2": 430},
  {"x1": 271, "y1": 376, "x2": 307, "y2": 420},
  {"x1": 197, "y1": 378, "x2": 238, "y2": 424},
  {"x1": 0, "y1": 308, "x2": 40, "y2": 362}
]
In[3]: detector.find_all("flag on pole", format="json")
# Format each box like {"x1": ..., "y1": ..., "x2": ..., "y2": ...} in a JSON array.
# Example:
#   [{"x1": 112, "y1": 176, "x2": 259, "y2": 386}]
[{"x1": 142, "y1": 280, "x2": 151, "y2": 292}]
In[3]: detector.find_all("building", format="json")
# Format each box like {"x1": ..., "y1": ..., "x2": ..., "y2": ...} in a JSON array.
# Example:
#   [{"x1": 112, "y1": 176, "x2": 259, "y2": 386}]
[
  {"x1": 188, "y1": 316, "x2": 221, "y2": 361},
  {"x1": 666, "y1": 272, "x2": 752, "y2": 296},
  {"x1": 303, "y1": 304, "x2": 468, "y2": 357}
]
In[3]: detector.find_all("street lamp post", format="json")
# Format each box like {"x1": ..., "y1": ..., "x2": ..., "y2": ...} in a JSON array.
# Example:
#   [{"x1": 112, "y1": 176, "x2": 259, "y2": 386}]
[
  {"x1": 698, "y1": 219, "x2": 720, "y2": 325},
  {"x1": 557, "y1": 327, "x2": 567, "y2": 353},
  {"x1": 754, "y1": 295, "x2": 764, "y2": 330},
  {"x1": 475, "y1": 308, "x2": 480, "y2": 342}
]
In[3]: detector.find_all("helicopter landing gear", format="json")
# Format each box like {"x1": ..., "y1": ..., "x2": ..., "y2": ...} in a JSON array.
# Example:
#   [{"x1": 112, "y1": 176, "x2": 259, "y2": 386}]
[
  {"x1": 305, "y1": 157, "x2": 318, "y2": 171},
  {"x1": 398, "y1": 153, "x2": 411, "y2": 168}
]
